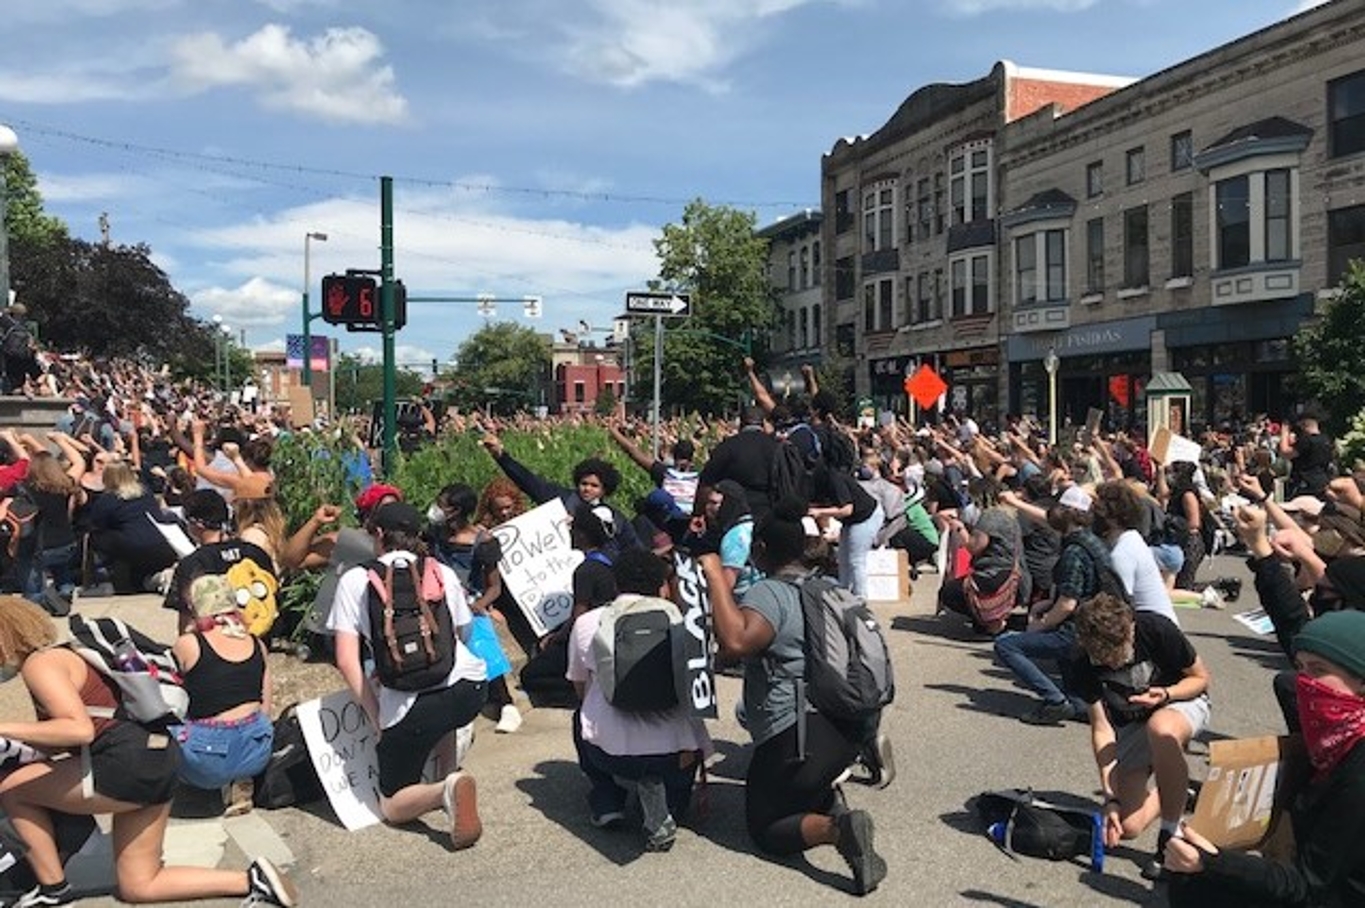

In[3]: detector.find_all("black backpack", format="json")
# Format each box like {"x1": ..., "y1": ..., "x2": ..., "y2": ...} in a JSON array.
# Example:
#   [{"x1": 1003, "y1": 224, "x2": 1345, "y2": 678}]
[
  {"x1": 815, "y1": 423, "x2": 858, "y2": 473},
  {"x1": 253, "y1": 704, "x2": 325, "y2": 809},
  {"x1": 362, "y1": 557, "x2": 456, "y2": 692},
  {"x1": 975, "y1": 789, "x2": 1105, "y2": 870},
  {"x1": 770, "y1": 439, "x2": 812, "y2": 504},
  {"x1": 1, "y1": 323, "x2": 30, "y2": 359}
]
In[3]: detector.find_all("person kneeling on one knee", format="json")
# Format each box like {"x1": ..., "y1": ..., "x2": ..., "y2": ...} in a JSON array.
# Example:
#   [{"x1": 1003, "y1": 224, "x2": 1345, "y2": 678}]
[{"x1": 1071, "y1": 593, "x2": 1211, "y2": 880}]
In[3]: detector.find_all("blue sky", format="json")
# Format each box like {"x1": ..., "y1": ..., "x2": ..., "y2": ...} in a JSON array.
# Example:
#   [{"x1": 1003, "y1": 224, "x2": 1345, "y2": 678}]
[{"x1": 0, "y1": 0, "x2": 1331, "y2": 368}]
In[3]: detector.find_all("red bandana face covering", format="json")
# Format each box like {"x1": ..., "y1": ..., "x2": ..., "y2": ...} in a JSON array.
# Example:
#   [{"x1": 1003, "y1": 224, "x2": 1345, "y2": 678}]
[{"x1": 1297, "y1": 674, "x2": 1365, "y2": 779}]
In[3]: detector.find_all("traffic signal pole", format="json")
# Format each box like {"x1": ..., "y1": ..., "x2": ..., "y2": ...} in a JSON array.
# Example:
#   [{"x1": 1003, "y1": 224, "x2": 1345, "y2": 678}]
[{"x1": 381, "y1": 176, "x2": 397, "y2": 474}]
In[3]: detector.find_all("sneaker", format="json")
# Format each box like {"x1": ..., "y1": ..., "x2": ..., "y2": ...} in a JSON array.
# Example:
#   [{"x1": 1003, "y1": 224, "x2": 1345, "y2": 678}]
[
  {"x1": 14, "y1": 883, "x2": 75, "y2": 907},
  {"x1": 441, "y1": 771, "x2": 482, "y2": 850},
  {"x1": 1020, "y1": 700, "x2": 1077, "y2": 726},
  {"x1": 835, "y1": 809, "x2": 888, "y2": 896},
  {"x1": 644, "y1": 816, "x2": 678, "y2": 852},
  {"x1": 494, "y1": 704, "x2": 523, "y2": 734},
  {"x1": 866, "y1": 734, "x2": 896, "y2": 790},
  {"x1": 1142, "y1": 829, "x2": 1173, "y2": 881},
  {"x1": 243, "y1": 858, "x2": 296, "y2": 907},
  {"x1": 589, "y1": 810, "x2": 625, "y2": 829},
  {"x1": 1200, "y1": 586, "x2": 1226, "y2": 610},
  {"x1": 1212, "y1": 577, "x2": 1242, "y2": 603}
]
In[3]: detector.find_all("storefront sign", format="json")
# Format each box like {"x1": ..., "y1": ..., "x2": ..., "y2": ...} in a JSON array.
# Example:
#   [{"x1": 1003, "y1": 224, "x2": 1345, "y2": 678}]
[{"x1": 1006, "y1": 315, "x2": 1156, "y2": 361}]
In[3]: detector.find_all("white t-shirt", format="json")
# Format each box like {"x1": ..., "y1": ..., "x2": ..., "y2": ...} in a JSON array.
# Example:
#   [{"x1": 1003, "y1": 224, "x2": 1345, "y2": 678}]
[
  {"x1": 1110, "y1": 529, "x2": 1179, "y2": 626},
  {"x1": 327, "y1": 550, "x2": 486, "y2": 729},
  {"x1": 566, "y1": 607, "x2": 712, "y2": 759}
]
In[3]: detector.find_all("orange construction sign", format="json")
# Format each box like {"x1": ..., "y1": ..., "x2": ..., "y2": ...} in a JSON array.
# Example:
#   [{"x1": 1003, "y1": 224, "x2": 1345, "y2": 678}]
[{"x1": 904, "y1": 364, "x2": 948, "y2": 410}]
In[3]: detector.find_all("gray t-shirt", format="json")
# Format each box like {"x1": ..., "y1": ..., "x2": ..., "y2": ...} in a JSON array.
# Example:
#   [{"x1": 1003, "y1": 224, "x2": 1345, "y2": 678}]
[{"x1": 740, "y1": 577, "x2": 805, "y2": 745}]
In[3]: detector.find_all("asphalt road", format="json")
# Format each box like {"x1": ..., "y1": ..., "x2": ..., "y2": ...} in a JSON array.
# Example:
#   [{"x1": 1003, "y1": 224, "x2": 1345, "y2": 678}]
[{"x1": 14, "y1": 553, "x2": 1286, "y2": 907}]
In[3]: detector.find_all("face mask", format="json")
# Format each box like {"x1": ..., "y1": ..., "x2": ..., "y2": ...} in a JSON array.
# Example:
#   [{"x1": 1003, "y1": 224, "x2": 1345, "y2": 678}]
[
  {"x1": 426, "y1": 504, "x2": 447, "y2": 525},
  {"x1": 1296, "y1": 673, "x2": 1365, "y2": 778},
  {"x1": 0, "y1": 664, "x2": 19, "y2": 684}
]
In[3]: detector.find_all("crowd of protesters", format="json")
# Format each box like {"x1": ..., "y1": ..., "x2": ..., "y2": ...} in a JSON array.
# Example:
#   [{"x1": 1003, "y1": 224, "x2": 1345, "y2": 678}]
[{"x1": 0, "y1": 332, "x2": 1363, "y2": 906}]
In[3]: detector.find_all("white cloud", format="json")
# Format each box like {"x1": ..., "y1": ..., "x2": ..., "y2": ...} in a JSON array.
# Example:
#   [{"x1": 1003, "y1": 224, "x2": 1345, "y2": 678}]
[
  {"x1": 0, "y1": 70, "x2": 157, "y2": 104},
  {"x1": 192, "y1": 276, "x2": 300, "y2": 328},
  {"x1": 168, "y1": 24, "x2": 409, "y2": 124},
  {"x1": 1292, "y1": 0, "x2": 1330, "y2": 12},
  {"x1": 939, "y1": 0, "x2": 1097, "y2": 12},
  {"x1": 37, "y1": 172, "x2": 150, "y2": 203}
]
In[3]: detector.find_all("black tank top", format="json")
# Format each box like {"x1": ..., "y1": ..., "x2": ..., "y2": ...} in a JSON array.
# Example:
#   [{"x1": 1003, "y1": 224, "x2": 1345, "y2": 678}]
[{"x1": 182, "y1": 633, "x2": 266, "y2": 720}]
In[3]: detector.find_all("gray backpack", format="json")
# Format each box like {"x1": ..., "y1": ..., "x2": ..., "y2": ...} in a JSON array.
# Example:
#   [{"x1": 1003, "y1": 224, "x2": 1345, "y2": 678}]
[{"x1": 592, "y1": 595, "x2": 688, "y2": 712}]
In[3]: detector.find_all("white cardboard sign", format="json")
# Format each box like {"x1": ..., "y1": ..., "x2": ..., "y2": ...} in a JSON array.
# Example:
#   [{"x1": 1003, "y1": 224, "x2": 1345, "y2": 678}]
[
  {"x1": 490, "y1": 499, "x2": 583, "y2": 638},
  {"x1": 295, "y1": 690, "x2": 384, "y2": 830}
]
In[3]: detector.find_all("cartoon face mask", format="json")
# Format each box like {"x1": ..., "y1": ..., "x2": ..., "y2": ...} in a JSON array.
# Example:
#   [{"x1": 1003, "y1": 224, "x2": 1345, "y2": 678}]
[{"x1": 225, "y1": 557, "x2": 279, "y2": 638}]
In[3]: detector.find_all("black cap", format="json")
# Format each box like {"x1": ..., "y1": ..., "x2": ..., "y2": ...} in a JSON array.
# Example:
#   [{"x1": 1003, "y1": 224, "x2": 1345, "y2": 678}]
[{"x1": 372, "y1": 501, "x2": 423, "y2": 534}]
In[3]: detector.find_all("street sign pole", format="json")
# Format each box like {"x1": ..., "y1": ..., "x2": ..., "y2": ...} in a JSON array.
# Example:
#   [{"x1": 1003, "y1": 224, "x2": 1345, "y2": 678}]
[
  {"x1": 652, "y1": 314, "x2": 663, "y2": 459},
  {"x1": 380, "y1": 176, "x2": 397, "y2": 474}
]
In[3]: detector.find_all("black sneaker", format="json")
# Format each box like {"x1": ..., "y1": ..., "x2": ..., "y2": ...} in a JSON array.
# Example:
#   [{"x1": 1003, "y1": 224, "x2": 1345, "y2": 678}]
[
  {"x1": 1020, "y1": 700, "x2": 1076, "y2": 726},
  {"x1": 1142, "y1": 829, "x2": 1173, "y2": 881},
  {"x1": 835, "y1": 809, "x2": 888, "y2": 896},
  {"x1": 14, "y1": 883, "x2": 75, "y2": 907},
  {"x1": 243, "y1": 857, "x2": 297, "y2": 907}
]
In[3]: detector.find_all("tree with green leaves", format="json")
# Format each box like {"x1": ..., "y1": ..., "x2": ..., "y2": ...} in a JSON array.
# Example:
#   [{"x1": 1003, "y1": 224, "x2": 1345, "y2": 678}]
[
  {"x1": 448, "y1": 321, "x2": 550, "y2": 415},
  {"x1": 634, "y1": 199, "x2": 778, "y2": 415},
  {"x1": 333, "y1": 353, "x2": 426, "y2": 414},
  {"x1": 2, "y1": 150, "x2": 67, "y2": 248},
  {"x1": 1294, "y1": 262, "x2": 1365, "y2": 433}
]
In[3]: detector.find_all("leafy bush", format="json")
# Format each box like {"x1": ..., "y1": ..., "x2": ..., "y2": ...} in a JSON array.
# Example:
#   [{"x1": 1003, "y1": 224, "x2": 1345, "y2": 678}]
[{"x1": 1339, "y1": 407, "x2": 1365, "y2": 473}]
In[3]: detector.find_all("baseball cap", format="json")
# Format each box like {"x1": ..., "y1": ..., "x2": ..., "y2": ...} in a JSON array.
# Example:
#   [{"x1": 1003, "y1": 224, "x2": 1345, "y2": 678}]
[
  {"x1": 1059, "y1": 485, "x2": 1093, "y2": 513},
  {"x1": 371, "y1": 501, "x2": 423, "y2": 535},
  {"x1": 355, "y1": 483, "x2": 403, "y2": 518}
]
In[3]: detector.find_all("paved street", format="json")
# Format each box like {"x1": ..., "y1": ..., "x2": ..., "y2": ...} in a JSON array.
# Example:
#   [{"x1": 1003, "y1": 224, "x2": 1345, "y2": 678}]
[{"x1": 8, "y1": 553, "x2": 1285, "y2": 907}]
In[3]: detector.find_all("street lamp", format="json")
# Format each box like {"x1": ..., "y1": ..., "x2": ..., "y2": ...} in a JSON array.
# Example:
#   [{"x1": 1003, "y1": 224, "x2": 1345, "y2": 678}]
[
  {"x1": 0, "y1": 124, "x2": 19, "y2": 312},
  {"x1": 302, "y1": 231, "x2": 328, "y2": 387},
  {"x1": 1044, "y1": 346, "x2": 1060, "y2": 445},
  {"x1": 211, "y1": 315, "x2": 224, "y2": 391}
]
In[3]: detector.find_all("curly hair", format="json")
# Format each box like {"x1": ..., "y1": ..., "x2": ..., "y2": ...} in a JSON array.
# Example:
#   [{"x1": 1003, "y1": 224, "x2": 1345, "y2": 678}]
[
  {"x1": 572, "y1": 457, "x2": 621, "y2": 498},
  {"x1": 1074, "y1": 593, "x2": 1135, "y2": 667},
  {"x1": 25, "y1": 451, "x2": 77, "y2": 496},
  {"x1": 1092, "y1": 480, "x2": 1145, "y2": 532},
  {"x1": 475, "y1": 476, "x2": 528, "y2": 526},
  {"x1": 0, "y1": 596, "x2": 59, "y2": 666}
]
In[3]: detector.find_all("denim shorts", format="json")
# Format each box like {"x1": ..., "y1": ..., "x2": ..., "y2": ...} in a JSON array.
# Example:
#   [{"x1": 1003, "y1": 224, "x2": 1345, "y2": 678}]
[{"x1": 172, "y1": 710, "x2": 274, "y2": 790}]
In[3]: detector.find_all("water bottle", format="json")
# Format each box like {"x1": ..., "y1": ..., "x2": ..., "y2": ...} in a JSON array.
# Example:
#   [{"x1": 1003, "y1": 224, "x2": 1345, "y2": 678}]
[{"x1": 112, "y1": 638, "x2": 147, "y2": 672}]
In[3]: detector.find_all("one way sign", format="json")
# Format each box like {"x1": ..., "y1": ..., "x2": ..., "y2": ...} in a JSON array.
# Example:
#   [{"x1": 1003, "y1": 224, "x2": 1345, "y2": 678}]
[{"x1": 624, "y1": 290, "x2": 692, "y2": 317}]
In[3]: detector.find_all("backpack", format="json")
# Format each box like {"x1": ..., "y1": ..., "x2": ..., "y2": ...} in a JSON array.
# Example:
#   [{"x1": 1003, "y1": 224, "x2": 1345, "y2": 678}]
[
  {"x1": 0, "y1": 486, "x2": 39, "y2": 559},
  {"x1": 66, "y1": 615, "x2": 188, "y2": 729},
  {"x1": 1061, "y1": 534, "x2": 1132, "y2": 606},
  {"x1": 252, "y1": 704, "x2": 325, "y2": 810},
  {"x1": 789, "y1": 575, "x2": 895, "y2": 750},
  {"x1": 975, "y1": 789, "x2": 1105, "y2": 870},
  {"x1": 815, "y1": 423, "x2": 859, "y2": 473},
  {"x1": 591, "y1": 594, "x2": 688, "y2": 712},
  {"x1": 770, "y1": 439, "x2": 813, "y2": 504},
  {"x1": 363, "y1": 556, "x2": 456, "y2": 692},
  {"x1": 1, "y1": 323, "x2": 30, "y2": 359}
]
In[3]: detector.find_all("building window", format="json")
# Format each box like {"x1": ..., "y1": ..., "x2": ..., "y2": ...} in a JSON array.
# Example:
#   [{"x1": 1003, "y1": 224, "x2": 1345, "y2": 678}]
[
  {"x1": 1328, "y1": 204, "x2": 1365, "y2": 285},
  {"x1": 864, "y1": 184, "x2": 895, "y2": 251},
  {"x1": 835, "y1": 189, "x2": 853, "y2": 234},
  {"x1": 800, "y1": 308, "x2": 810, "y2": 348},
  {"x1": 1086, "y1": 217, "x2": 1105, "y2": 293},
  {"x1": 787, "y1": 309, "x2": 797, "y2": 348},
  {"x1": 933, "y1": 172, "x2": 945, "y2": 234},
  {"x1": 1216, "y1": 175, "x2": 1251, "y2": 270},
  {"x1": 932, "y1": 268, "x2": 944, "y2": 321},
  {"x1": 1329, "y1": 70, "x2": 1365, "y2": 159},
  {"x1": 812, "y1": 241, "x2": 822, "y2": 286},
  {"x1": 1171, "y1": 192, "x2": 1194, "y2": 278},
  {"x1": 949, "y1": 145, "x2": 992, "y2": 225},
  {"x1": 786, "y1": 251, "x2": 796, "y2": 290},
  {"x1": 863, "y1": 284, "x2": 875, "y2": 332},
  {"x1": 971, "y1": 255, "x2": 990, "y2": 314},
  {"x1": 916, "y1": 272, "x2": 930, "y2": 323},
  {"x1": 951, "y1": 259, "x2": 966, "y2": 317},
  {"x1": 1265, "y1": 169, "x2": 1292, "y2": 262},
  {"x1": 1014, "y1": 236, "x2": 1037, "y2": 305},
  {"x1": 812, "y1": 304, "x2": 822, "y2": 345},
  {"x1": 835, "y1": 256, "x2": 854, "y2": 300},
  {"x1": 879, "y1": 278, "x2": 894, "y2": 329},
  {"x1": 573, "y1": 381, "x2": 585, "y2": 404},
  {"x1": 1171, "y1": 130, "x2": 1193, "y2": 172},
  {"x1": 1086, "y1": 161, "x2": 1103, "y2": 198},
  {"x1": 1015, "y1": 229, "x2": 1066, "y2": 305},
  {"x1": 916, "y1": 177, "x2": 931, "y2": 240},
  {"x1": 1126, "y1": 146, "x2": 1145, "y2": 185},
  {"x1": 799, "y1": 246, "x2": 810, "y2": 289},
  {"x1": 952, "y1": 253, "x2": 992, "y2": 316},
  {"x1": 1123, "y1": 205, "x2": 1149, "y2": 288}
]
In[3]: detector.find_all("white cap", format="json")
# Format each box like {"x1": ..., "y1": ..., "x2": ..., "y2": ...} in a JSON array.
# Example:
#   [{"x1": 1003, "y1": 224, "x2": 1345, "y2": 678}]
[{"x1": 1059, "y1": 485, "x2": 1093, "y2": 512}]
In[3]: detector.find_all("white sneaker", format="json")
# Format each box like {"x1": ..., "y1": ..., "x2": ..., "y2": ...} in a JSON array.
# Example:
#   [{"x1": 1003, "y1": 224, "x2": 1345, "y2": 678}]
[
  {"x1": 495, "y1": 704, "x2": 523, "y2": 734},
  {"x1": 454, "y1": 723, "x2": 475, "y2": 768},
  {"x1": 1201, "y1": 586, "x2": 1225, "y2": 610}
]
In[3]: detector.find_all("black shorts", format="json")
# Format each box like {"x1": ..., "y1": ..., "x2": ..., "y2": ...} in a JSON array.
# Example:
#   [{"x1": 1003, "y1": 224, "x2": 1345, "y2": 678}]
[
  {"x1": 90, "y1": 722, "x2": 181, "y2": 805},
  {"x1": 376, "y1": 680, "x2": 486, "y2": 798}
]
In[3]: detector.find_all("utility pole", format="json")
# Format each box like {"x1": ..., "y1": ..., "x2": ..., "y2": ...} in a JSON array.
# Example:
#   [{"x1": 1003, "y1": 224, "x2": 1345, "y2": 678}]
[
  {"x1": 98, "y1": 212, "x2": 110, "y2": 247},
  {"x1": 380, "y1": 176, "x2": 397, "y2": 474}
]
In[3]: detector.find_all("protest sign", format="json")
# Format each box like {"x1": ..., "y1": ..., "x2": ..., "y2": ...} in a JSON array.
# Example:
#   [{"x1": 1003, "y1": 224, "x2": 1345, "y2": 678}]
[
  {"x1": 295, "y1": 691, "x2": 384, "y2": 830},
  {"x1": 1149, "y1": 426, "x2": 1202, "y2": 465},
  {"x1": 672, "y1": 549, "x2": 717, "y2": 719},
  {"x1": 490, "y1": 499, "x2": 583, "y2": 638}
]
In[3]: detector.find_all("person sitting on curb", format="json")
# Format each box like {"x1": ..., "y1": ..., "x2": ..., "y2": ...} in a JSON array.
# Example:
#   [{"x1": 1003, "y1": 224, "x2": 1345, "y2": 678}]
[
  {"x1": 1071, "y1": 592, "x2": 1211, "y2": 881},
  {"x1": 327, "y1": 501, "x2": 489, "y2": 850},
  {"x1": 566, "y1": 548, "x2": 712, "y2": 850}
]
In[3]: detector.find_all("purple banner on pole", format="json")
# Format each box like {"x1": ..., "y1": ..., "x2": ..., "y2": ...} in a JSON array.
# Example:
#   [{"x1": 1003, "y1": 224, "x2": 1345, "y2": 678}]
[{"x1": 286, "y1": 335, "x2": 330, "y2": 372}]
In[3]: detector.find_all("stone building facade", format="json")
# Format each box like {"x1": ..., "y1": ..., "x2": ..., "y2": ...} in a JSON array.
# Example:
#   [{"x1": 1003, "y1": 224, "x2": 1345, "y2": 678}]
[
  {"x1": 757, "y1": 209, "x2": 824, "y2": 384},
  {"x1": 812, "y1": 0, "x2": 1365, "y2": 432}
]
